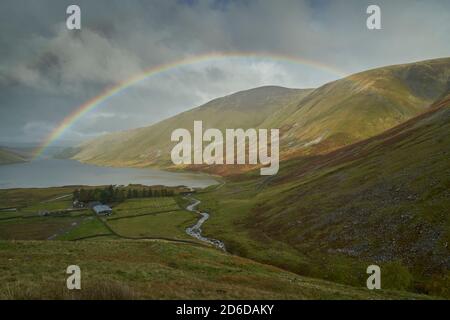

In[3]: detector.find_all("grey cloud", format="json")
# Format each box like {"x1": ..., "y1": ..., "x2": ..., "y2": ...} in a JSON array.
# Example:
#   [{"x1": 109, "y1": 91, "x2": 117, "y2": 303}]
[
  {"x1": 1, "y1": 0, "x2": 450, "y2": 144},
  {"x1": 5, "y1": 25, "x2": 143, "y2": 95}
]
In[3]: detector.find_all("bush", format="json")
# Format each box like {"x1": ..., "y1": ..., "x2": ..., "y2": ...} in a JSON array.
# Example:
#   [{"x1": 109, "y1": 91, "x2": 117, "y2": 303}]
[{"x1": 381, "y1": 261, "x2": 413, "y2": 291}]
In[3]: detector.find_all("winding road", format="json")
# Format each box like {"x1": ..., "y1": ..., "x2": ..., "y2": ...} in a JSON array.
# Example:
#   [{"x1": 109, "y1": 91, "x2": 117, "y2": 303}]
[{"x1": 184, "y1": 196, "x2": 226, "y2": 251}]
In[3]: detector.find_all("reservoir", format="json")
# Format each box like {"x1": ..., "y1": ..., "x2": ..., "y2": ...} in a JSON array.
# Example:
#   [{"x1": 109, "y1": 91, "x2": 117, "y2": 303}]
[{"x1": 0, "y1": 159, "x2": 218, "y2": 189}]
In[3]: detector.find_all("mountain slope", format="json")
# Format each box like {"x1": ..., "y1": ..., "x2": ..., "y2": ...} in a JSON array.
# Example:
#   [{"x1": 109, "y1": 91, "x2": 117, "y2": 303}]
[
  {"x1": 197, "y1": 98, "x2": 450, "y2": 296},
  {"x1": 71, "y1": 86, "x2": 313, "y2": 167},
  {"x1": 277, "y1": 57, "x2": 450, "y2": 156},
  {"x1": 258, "y1": 100, "x2": 450, "y2": 266},
  {"x1": 69, "y1": 58, "x2": 450, "y2": 173}
]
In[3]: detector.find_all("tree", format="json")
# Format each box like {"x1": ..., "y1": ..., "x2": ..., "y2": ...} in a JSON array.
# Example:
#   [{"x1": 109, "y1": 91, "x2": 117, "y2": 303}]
[
  {"x1": 107, "y1": 185, "x2": 114, "y2": 201},
  {"x1": 79, "y1": 188, "x2": 88, "y2": 202},
  {"x1": 118, "y1": 189, "x2": 126, "y2": 201},
  {"x1": 100, "y1": 189, "x2": 108, "y2": 203},
  {"x1": 73, "y1": 189, "x2": 80, "y2": 201}
]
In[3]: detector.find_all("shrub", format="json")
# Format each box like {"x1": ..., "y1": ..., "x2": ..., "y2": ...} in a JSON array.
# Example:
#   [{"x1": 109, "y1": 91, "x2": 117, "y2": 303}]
[{"x1": 381, "y1": 261, "x2": 413, "y2": 291}]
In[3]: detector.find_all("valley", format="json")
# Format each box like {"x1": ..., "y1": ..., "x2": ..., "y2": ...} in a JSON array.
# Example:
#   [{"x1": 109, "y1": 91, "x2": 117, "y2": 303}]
[
  {"x1": 1, "y1": 57, "x2": 449, "y2": 300},
  {"x1": 0, "y1": 186, "x2": 432, "y2": 300}
]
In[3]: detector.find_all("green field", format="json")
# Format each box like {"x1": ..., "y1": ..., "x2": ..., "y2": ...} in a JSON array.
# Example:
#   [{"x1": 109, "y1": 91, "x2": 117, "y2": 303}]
[
  {"x1": 0, "y1": 216, "x2": 80, "y2": 240},
  {"x1": 102, "y1": 198, "x2": 198, "y2": 241},
  {"x1": 109, "y1": 198, "x2": 180, "y2": 219},
  {"x1": 0, "y1": 190, "x2": 197, "y2": 243},
  {"x1": 107, "y1": 211, "x2": 197, "y2": 240},
  {"x1": 0, "y1": 190, "x2": 94, "y2": 241},
  {"x1": 56, "y1": 217, "x2": 113, "y2": 241},
  {"x1": 0, "y1": 187, "x2": 74, "y2": 208}
]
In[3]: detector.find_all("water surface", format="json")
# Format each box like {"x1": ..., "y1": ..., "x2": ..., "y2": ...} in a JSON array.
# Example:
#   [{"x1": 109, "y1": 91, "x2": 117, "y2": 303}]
[{"x1": 0, "y1": 159, "x2": 218, "y2": 189}]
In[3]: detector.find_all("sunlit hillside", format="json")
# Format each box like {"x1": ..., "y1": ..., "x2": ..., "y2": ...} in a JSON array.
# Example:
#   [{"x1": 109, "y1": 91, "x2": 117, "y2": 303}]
[{"x1": 67, "y1": 58, "x2": 450, "y2": 175}]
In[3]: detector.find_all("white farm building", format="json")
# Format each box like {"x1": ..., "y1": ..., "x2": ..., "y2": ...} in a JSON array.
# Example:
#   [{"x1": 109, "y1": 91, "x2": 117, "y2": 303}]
[{"x1": 92, "y1": 204, "x2": 112, "y2": 216}]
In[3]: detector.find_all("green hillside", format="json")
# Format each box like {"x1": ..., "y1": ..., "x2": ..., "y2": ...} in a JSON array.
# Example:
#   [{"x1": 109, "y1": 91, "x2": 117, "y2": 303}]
[
  {"x1": 0, "y1": 184, "x2": 434, "y2": 300},
  {"x1": 195, "y1": 99, "x2": 450, "y2": 297},
  {"x1": 71, "y1": 86, "x2": 312, "y2": 168},
  {"x1": 0, "y1": 240, "x2": 429, "y2": 300},
  {"x1": 276, "y1": 57, "x2": 450, "y2": 156},
  {"x1": 0, "y1": 147, "x2": 26, "y2": 165},
  {"x1": 69, "y1": 58, "x2": 450, "y2": 174},
  {"x1": 0, "y1": 187, "x2": 426, "y2": 300}
]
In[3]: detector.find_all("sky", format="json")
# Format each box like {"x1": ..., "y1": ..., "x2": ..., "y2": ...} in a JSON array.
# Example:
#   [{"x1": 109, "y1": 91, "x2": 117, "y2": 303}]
[{"x1": 1, "y1": 0, "x2": 450, "y2": 146}]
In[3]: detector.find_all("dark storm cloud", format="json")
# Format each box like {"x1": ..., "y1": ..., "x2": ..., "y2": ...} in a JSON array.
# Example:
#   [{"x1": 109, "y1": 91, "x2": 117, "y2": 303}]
[{"x1": 0, "y1": 0, "x2": 450, "y2": 144}]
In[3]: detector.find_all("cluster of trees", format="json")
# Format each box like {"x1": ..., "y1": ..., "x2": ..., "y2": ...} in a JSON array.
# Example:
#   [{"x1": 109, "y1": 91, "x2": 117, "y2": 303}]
[{"x1": 73, "y1": 185, "x2": 175, "y2": 204}]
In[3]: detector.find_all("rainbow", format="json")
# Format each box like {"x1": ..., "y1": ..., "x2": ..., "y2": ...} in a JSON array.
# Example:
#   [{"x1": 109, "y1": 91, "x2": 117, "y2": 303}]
[{"x1": 32, "y1": 51, "x2": 348, "y2": 158}]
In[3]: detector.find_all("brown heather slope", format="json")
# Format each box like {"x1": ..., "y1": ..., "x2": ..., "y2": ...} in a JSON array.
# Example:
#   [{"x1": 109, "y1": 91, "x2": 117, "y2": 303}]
[
  {"x1": 195, "y1": 97, "x2": 449, "y2": 296},
  {"x1": 278, "y1": 57, "x2": 450, "y2": 157},
  {"x1": 68, "y1": 58, "x2": 450, "y2": 175},
  {"x1": 268, "y1": 100, "x2": 450, "y2": 258},
  {"x1": 242, "y1": 99, "x2": 449, "y2": 295}
]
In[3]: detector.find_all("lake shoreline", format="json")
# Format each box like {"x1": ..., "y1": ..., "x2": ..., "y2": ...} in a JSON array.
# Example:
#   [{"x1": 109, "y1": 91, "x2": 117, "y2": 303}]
[{"x1": 0, "y1": 159, "x2": 219, "y2": 190}]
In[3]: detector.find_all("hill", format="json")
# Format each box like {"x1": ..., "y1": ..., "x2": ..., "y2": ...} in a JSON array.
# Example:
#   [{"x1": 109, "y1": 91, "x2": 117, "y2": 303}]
[
  {"x1": 0, "y1": 240, "x2": 429, "y2": 299},
  {"x1": 68, "y1": 58, "x2": 450, "y2": 174},
  {"x1": 69, "y1": 86, "x2": 312, "y2": 168},
  {"x1": 195, "y1": 97, "x2": 450, "y2": 297},
  {"x1": 276, "y1": 57, "x2": 450, "y2": 157}
]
